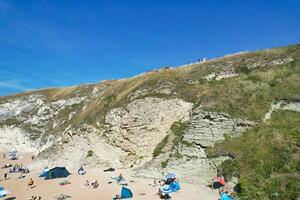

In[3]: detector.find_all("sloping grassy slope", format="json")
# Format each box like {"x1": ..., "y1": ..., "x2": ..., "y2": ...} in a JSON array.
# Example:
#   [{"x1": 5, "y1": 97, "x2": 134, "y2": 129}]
[
  {"x1": 1, "y1": 44, "x2": 299, "y2": 125},
  {"x1": 207, "y1": 110, "x2": 300, "y2": 199}
]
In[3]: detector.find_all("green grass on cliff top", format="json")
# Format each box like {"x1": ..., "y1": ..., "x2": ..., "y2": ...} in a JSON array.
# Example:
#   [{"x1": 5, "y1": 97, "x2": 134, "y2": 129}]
[{"x1": 0, "y1": 44, "x2": 299, "y2": 126}]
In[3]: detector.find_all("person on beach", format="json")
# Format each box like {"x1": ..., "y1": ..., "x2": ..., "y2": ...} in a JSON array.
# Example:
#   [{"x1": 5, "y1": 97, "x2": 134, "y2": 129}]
[
  {"x1": 18, "y1": 171, "x2": 23, "y2": 179},
  {"x1": 29, "y1": 196, "x2": 41, "y2": 200},
  {"x1": 84, "y1": 180, "x2": 90, "y2": 188},
  {"x1": 4, "y1": 171, "x2": 8, "y2": 180},
  {"x1": 28, "y1": 178, "x2": 34, "y2": 188},
  {"x1": 90, "y1": 180, "x2": 99, "y2": 189},
  {"x1": 159, "y1": 179, "x2": 165, "y2": 186},
  {"x1": 118, "y1": 173, "x2": 123, "y2": 182},
  {"x1": 78, "y1": 166, "x2": 86, "y2": 175}
]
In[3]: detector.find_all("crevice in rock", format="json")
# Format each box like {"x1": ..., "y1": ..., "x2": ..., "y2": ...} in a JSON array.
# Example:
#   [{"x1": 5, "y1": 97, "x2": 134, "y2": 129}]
[
  {"x1": 192, "y1": 141, "x2": 208, "y2": 149},
  {"x1": 203, "y1": 114, "x2": 214, "y2": 121}
]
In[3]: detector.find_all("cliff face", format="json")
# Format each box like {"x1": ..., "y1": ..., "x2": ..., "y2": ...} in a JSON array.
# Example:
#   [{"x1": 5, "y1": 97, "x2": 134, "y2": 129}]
[{"x1": 0, "y1": 44, "x2": 299, "y2": 184}]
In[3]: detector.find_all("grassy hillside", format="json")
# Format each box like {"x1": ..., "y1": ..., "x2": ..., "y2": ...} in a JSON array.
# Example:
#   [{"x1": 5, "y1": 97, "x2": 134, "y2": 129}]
[
  {"x1": 207, "y1": 110, "x2": 300, "y2": 199},
  {"x1": 1, "y1": 44, "x2": 299, "y2": 125}
]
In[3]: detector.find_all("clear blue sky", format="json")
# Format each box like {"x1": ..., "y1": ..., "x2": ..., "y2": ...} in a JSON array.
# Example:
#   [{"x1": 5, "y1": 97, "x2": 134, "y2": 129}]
[{"x1": 0, "y1": 0, "x2": 299, "y2": 96}]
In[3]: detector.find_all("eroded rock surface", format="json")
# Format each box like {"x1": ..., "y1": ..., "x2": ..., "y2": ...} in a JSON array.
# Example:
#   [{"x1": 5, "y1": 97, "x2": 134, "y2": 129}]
[
  {"x1": 184, "y1": 107, "x2": 253, "y2": 147},
  {"x1": 264, "y1": 100, "x2": 300, "y2": 121},
  {"x1": 105, "y1": 97, "x2": 192, "y2": 167},
  {"x1": 135, "y1": 107, "x2": 253, "y2": 184}
]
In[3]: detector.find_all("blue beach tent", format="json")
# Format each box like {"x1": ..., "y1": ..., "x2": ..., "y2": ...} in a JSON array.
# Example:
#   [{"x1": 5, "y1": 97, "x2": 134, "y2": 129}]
[
  {"x1": 39, "y1": 167, "x2": 49, "y2": 177},
  {"x1": 121, "y1": 187, "x2": 133, "y2": 199},
  {"x1": 44, "y1": 167, "x2": 70, "y2": 180},
  {"x1": 0, "y1": 187, "x2": 9, "y2": 198}
]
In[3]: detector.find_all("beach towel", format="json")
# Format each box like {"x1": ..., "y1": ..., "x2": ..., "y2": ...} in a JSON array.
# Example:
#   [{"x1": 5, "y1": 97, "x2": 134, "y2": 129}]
[
  {"x1": 159, "y1": 185, "x2": 173, "y2": 194},
  {"x1": 118, "y1": 179, "x2": 129, "y2": 186},
  {"x1": 59, "y1": 180, "x2": 71, "y2": 185},
  {"x1": 111, "y1": 176, "x2": 127, "y2": 183}
]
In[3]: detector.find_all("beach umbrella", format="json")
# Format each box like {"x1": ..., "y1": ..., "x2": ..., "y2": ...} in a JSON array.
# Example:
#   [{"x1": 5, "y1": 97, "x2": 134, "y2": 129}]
[
  {"x1": 214, "y1": 176, "x2": 225, "y2": 185},
  {"x1": 166, "y1": 173, "x2": 176, "y2": 179}
]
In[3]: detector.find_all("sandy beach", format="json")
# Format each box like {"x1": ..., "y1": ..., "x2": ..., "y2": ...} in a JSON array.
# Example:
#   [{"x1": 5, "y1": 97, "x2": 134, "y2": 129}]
[{"x1": 0, "y1": 152, "x2": 219, "y2": 200}]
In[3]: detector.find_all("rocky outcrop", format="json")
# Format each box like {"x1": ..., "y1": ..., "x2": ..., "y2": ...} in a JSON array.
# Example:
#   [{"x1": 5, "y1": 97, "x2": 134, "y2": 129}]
[
  {"x1": 105, "y1": 97, "x2": 192, "y2": 167},
  {"x1": 127, "y1": 81, "x2": 173, "y2": 101},
  {"x1": 0, "y1": 127, "x2": 37, "y2": 152},
  {"x1": 0, "y1": 94, "x2": 87, "y2": 158},
  {"x1": 264, "y1": 100, "x2": 300, "y2": 121},
  {"x1": 135, "y1": 107, "x2": 254, "y2": 184},
  {"x1": 203, "y1": 71, "x2": 238, "y2": 81},
  {"x1": 184, "y1": 107, "x2": 254, "y2": 147},
  {"x1": 32, "y1": 128, "x2": 124, "y2": 170},
  {"x1": 0, "y1": 95, "x2": 43, "y2": 121},
  {"x1": 245, "y1": 56, "x2": 293, "y2": 69}
]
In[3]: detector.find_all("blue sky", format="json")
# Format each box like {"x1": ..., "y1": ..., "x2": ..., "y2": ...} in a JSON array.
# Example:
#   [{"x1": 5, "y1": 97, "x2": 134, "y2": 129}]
[{"x1": 0, "y1": 0, "x2": 299, "y2": 96}]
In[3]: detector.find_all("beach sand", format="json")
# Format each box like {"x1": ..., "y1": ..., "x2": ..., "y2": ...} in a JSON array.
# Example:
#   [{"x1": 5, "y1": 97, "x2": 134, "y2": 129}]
[{"x1": 0, "y1": 152, "x2": 219, "y2": 200}]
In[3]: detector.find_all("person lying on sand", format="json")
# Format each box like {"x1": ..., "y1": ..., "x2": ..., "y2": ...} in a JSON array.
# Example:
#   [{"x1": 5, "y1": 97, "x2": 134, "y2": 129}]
[
  {"x1": 84, "y1": 180, "x2": 90, "y2": 188},
  {"x1": 159, "y1": 180, "x2": 165, "y2": 186},
  {"x1": 110, "y1": 173, "x2": 128, "y2": 185},
  {"x1": 29, "y1": 196, "x2": 41, "y2": 200},
  {"x1": 18, "y1": 171, "x2": 24, "y2": 179},
  {"x1": 111, "y1": 173, "x2": 124, "y2": 182},
  {"x1": 91, "y1": 180, "x2": 99, "y2": 189},
  {"x1": 118, "y1": 173, "x2": 123, "y2": 182},
  {"x1": 2, "y1": 163, "x2": 12, "y2": 168}
]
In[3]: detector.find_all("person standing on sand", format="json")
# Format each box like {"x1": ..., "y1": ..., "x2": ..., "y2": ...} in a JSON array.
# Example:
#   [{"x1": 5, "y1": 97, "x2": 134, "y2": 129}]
[{"x1": 4, "y1": 171, "x2": 8, "y2": 180}]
